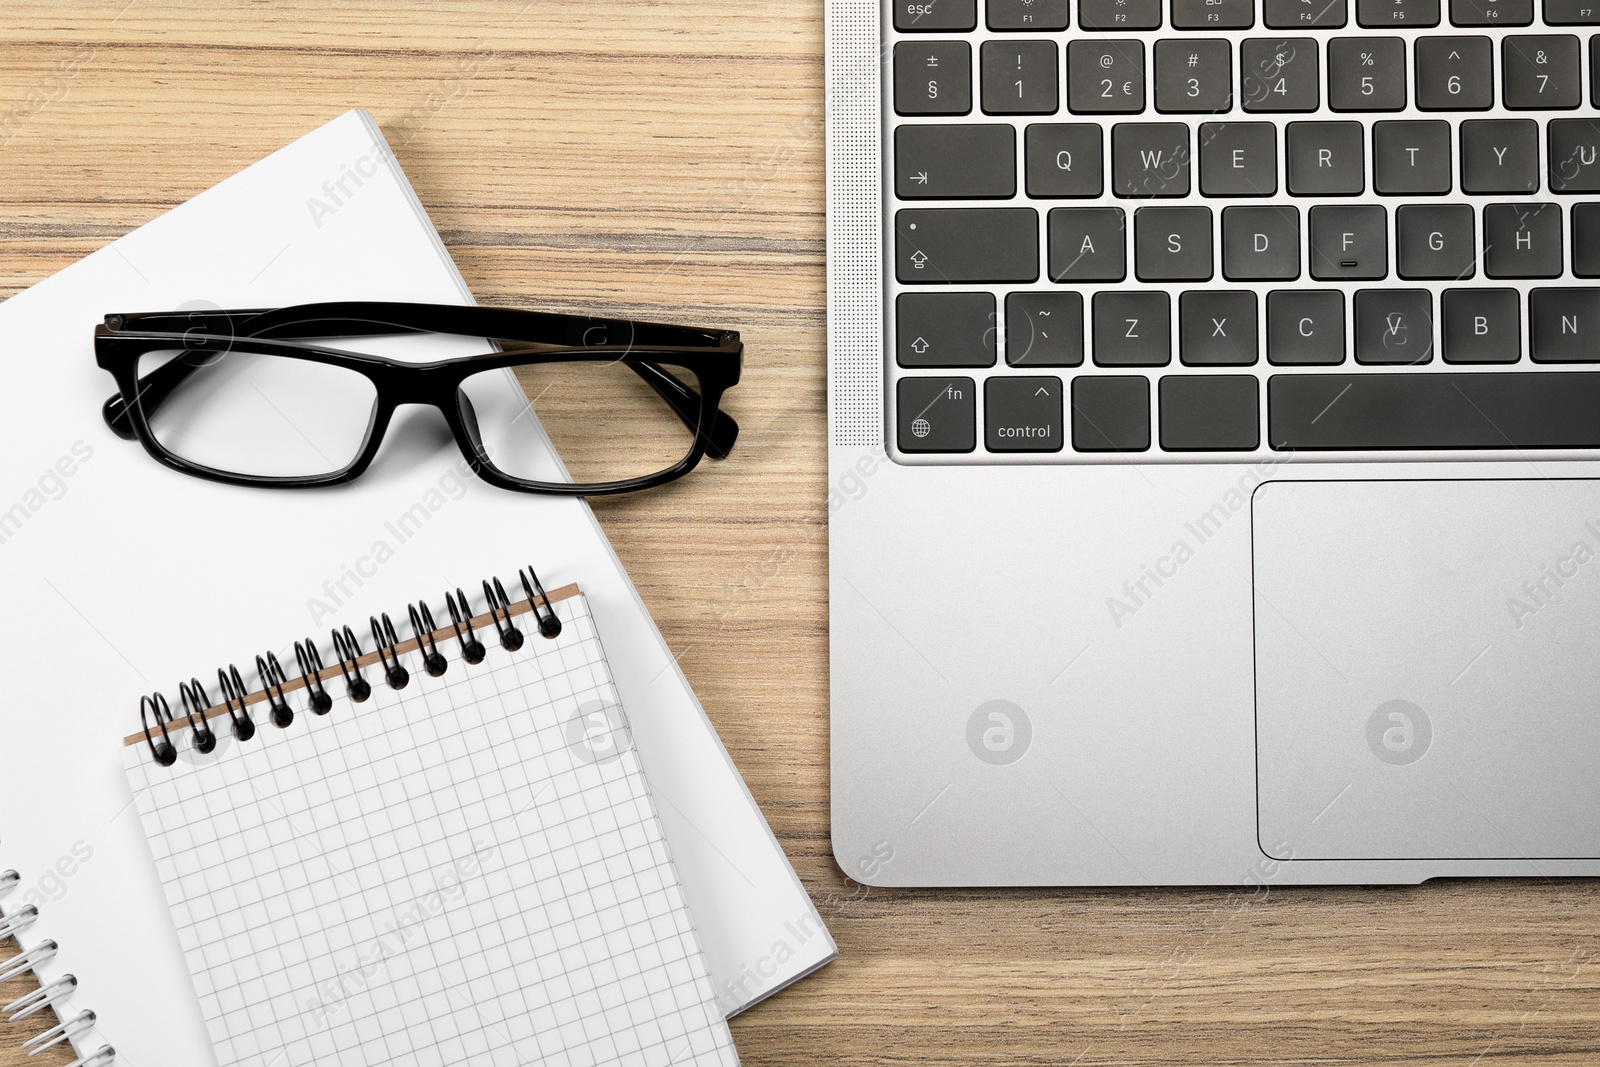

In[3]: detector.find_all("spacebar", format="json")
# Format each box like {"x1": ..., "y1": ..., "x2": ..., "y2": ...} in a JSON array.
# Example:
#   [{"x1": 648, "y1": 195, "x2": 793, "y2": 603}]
[{"x1": 1269, "y1": 373, "x2": 1600, "y2": 450}]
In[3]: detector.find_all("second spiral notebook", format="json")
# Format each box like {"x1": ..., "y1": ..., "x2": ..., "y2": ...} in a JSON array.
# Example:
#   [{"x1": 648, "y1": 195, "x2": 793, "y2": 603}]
[{"x1": 120, "y1": 572, "x2": 738, "y2": 1067}]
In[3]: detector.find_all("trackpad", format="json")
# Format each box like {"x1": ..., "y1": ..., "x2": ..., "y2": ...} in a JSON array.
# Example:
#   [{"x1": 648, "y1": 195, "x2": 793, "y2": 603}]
[{"x1": 1253, "y1": 480, "x2": 1600, "y2": 861}]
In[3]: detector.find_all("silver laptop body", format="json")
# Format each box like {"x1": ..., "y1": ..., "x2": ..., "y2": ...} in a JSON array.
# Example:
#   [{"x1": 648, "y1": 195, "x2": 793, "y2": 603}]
[{"x1": 827, "y1": 0, "x2": 1600, "y2": 885}]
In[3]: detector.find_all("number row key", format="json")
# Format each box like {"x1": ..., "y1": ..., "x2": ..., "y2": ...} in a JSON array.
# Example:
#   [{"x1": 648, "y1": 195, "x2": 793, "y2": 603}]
[{"x1": 896, "y1": 35, "x2": 1586, "y2": 116}]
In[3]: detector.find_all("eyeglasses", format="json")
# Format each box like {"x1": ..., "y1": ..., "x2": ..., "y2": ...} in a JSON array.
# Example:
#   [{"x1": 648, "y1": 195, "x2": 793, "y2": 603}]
[{"x1": 94, "y1": 301, "x2": 743, "y2": 496}]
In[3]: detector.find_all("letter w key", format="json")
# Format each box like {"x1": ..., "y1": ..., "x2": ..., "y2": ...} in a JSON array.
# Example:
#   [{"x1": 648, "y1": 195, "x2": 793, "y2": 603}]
[{"x1": 1113, "y1": 122, "x2": 1191, "y2": 197}]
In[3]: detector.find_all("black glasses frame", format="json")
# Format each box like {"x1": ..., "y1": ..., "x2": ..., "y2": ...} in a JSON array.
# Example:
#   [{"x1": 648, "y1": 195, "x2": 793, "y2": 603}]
[{"x1": 94, "y1": 301, "x2": 743, "y2": 496}]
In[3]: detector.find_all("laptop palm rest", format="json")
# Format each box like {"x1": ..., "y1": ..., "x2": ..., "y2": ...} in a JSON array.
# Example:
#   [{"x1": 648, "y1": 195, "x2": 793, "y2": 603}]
[{"x1": 1253, "y1": 479, "x2": 1600, "y2": 862}]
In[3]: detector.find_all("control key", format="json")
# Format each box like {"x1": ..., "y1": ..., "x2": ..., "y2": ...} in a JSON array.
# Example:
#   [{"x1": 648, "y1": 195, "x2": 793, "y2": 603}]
[{"x1": 986, "y1": 377, "x2": 1064, "y2": 452}]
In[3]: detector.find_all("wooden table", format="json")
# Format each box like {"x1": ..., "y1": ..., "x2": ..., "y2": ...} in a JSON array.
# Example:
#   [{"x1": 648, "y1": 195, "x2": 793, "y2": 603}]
[{"x1": 2, "y1": 3, "x2": 1598, "y2": 1064}]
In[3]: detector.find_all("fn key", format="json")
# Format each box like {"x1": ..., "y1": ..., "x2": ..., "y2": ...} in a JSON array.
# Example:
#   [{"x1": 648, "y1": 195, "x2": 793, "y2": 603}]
[{"x1": 898, "y1": 377, "x2": 976, "y2": 453}]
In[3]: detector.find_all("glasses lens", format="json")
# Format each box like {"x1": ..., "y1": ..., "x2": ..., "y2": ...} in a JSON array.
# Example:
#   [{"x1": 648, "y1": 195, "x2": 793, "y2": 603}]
[
  {"x1": 135, "y1": 348, "x2": 378, "y2": 479},
  {"x1": 457, "y1": 359, "x2": 700, "y2": 487}
]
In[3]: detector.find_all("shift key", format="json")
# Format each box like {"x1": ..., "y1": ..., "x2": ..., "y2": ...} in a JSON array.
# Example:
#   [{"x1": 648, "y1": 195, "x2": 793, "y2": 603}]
[{"x1": 897, "y1": 208, "x2": 1040, "y2": 283}]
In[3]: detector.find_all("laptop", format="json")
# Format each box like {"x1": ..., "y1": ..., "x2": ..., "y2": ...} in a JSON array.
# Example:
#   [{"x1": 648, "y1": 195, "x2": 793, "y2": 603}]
[{"x1": 826, "y1": 0, "x2": 1600, "y2": 886}]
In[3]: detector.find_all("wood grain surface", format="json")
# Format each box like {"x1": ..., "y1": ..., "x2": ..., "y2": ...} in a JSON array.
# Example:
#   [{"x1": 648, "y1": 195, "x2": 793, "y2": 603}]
[{"x1": 1, "y1": 2, "x2": 1598, "y2": 1064}]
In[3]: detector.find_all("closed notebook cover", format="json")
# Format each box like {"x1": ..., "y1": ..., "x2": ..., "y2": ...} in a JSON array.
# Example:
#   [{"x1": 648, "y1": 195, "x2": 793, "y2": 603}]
[{"x1": 0, "y1": 110, "x2": 831, "y2": 1064}]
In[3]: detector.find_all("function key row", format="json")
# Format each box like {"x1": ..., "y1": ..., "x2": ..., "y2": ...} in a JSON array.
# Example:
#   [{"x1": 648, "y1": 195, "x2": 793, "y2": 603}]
[
  {"x1": 898, "y1": 120, "x2": 1597, "y2": 200},
  {"x1": 895, "y1": 0, "x2": 1600, "y2": 30},
  {"x1": 895, "y1": 36, "x2": 1592, "y2": 116},
  {"x1": 896, "y1": 286, "x2": 1600, "y2": 367}
]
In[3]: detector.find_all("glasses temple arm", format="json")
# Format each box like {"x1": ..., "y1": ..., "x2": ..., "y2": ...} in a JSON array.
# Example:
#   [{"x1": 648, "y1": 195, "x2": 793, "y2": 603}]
[{"x1": 626, "y1": 361, "x2": 738, "y2": 459}]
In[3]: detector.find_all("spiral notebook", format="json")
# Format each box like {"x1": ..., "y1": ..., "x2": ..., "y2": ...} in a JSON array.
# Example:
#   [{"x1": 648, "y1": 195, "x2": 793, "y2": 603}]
[{"x1": 120, "y1": 572, "x2": 738, "y2": 1067}]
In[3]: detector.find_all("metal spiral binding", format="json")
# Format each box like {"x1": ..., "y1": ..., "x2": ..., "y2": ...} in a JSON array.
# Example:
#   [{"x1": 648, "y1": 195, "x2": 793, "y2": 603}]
[
  {"x1": 136, "y1": 570, "x2": 567, "y2": 768},
  {"x1": 446, "y1": 588, "x2": 487, "y2": 664},
  {"x1": 0, "y1": 843, "x2": 116, "y2": 1065},
  {"x1": 294, "y1": 640, "x2": 333, "y2": 715},
  {"x1": 482, "y1": 577, "x2": 525, "y2": 651},
  {"x1": 408, "y1": 602, "x2": 450, "y2": 678},
  {"x1": 370, "y1": 613, "x2": 410, "y2": 690},
  {"x1": 255, "y1": 652, "x2": 294, "y2": 729}
]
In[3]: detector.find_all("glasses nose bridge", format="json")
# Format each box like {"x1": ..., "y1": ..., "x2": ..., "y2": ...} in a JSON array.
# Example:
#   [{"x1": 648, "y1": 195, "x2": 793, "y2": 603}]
[{"x1": 383, "y1": 371, "x2": 458, "y2": 411}]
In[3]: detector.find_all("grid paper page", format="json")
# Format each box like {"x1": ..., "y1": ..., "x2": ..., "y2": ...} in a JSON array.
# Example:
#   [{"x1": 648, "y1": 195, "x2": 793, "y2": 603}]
[{"x1": 124, "y1": 592, "x2": 738, "y2": 1067}]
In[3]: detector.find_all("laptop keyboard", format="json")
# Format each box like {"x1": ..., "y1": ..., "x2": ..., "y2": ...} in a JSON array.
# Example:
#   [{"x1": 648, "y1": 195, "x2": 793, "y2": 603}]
[{"x1": 885, "y1": 0, "x2": 1600, "y2": 460}]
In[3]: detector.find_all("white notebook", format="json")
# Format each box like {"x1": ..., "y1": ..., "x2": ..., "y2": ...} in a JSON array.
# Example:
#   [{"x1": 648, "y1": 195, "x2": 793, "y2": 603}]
[
  {"x1": 123, "y1": 581, "x2": 738, "y2": 1067},
  {"x1": 0, "y1": 110, "x2": 832, "y2": 1065}
]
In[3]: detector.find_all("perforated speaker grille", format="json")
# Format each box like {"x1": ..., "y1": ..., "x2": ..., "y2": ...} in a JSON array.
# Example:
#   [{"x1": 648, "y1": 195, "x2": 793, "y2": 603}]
[{"x1": 826, "y1": 0, "x2": 885, "y2": 449}]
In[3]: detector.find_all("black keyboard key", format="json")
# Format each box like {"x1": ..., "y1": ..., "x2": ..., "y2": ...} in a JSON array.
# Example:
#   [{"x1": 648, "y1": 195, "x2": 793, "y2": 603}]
[
  {"x1": 1173, "y1": 0, "x2": 1255, "y2": 25},
  {"x1": 1135, "y1": 206, "x2": 1214, "y2": 280},
  {"x1": 1483, "y1": 202, "x2": 1564, "y2": 278},
  {"x1": 1160, "y1": 375, "x2": 1261, "y2": 450},
  {"x1": 1269, "y1": 372, "x2": 1600, "y2": 449},
  {"x1": 1531, "y1": 287, "x2": 1600, "y2": 360},
  {"x1": 895, "y1": 42, "x2": 973, "y2": 116},
  {"x1": 1240, "y1": 38, "x2": 1320, "y2": 111},
  {"x1": 1199, "y1": 121, "x2": 1278, "y2": 196},
  {"x1": 1068, "y1": 40, "x2": 1146, "y2": 113},
  {"x1": 898, "y1": 377, "x2": 977, "y2": 452},
  {"x1": 1327, "y1": 37, "x2": 1406, "y2": 111},
  {"x1": 1460, "y1": 119, "x2": 1540, "y2": 193},
  {"x1": 1573, "y1": 203, "x2": 1600, "y2": 276},
  {"x1": 1309, "y1": 204, "x2": 1388, "y2": 280},
  {"x1": 1223, "y1": 205, "x2": 1301, "y2": 280},
  {"x1": 1112, "y1": 122, "x2": 1191, "y2": 197},
  {"x1": 1286, "y1": 121, "x2": 1365, "y2": 195},
  {"x1": 1396, "y1": 204, "x2": 1476, "y2": 279},
  {"x1": 1545, "y1": 0, "x2": 1600, "y2": 21},
  {"x1": 894, "y1": 0, "x2": 978, "y2": 30},
  {"x1": 987, "y1": 376, "x2": 1065, "y2": 452},
  {"x1": 1357, "y1": 0, "x2": 1440, "y2": 25},
  {"x1": 897, "y1": 293, "x2": 998, "y2": 368},
  {"x1": 989, "y1": 0, "x2": 1071, "y2": 28},
  {"x1": 894, "y1": 125, "x2": 1017, "y2": 199},
  {"x1": 1414, "y1": 37, "x2": 1493, "y2": 110},
  {"x1": 1265, "y1": 0, "x2": 1347, "y2": 26},
  {"x1": 1267, "y1": 290, "x2": 1345, "y2": 364},
  {"x1": 1026, "y1": 124, "x2": 1105, "y2": 197},
  {"x1": 1049, "y1": 207, "x2": 1128, "y2": 281},
  {"x1": 1549, "y1": 119, "x2": 1600, "y2": 192},
  {"x1": 1450, "y1": 0, "x2": 1532, "y2": 23},
  {"x1": 1081, "y1": 0, "x2": 1164, "y2": 28},
  {"x1": 1154, "y1": 38, "x2": 1233, "y2": 113},
  {"x1": 981, "y1": 40, "x2": 1060, "y2": 115},
  {"x1": 1072, "y1": 375, "x2": 1151, "y2": 451},
  {"x1": 1441, "y1": 288, "x2": 1522, "y2": 363},
  {"x1": 1094, "y1": 291, "x2": 1172, "y2": 365},
  {"x1": 1007, "y1": 292, "x2": 1086, "y2": 366},
  {"x1": 896, "y1": 208, "x2": 1040, "y2": 283},
  {"x1": 1373, "y1": 120, "x2": 1453, "y2": 194},
  {"x1": 1502, "y1": 36, "x2": 1582, "y2": 110},
  {"x1": 1355, "y1": 288, "x2": 1434, "y2": 363},
  {"x1": 1181, "y1": 290, "x2": 1259, "y2": 364}
]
